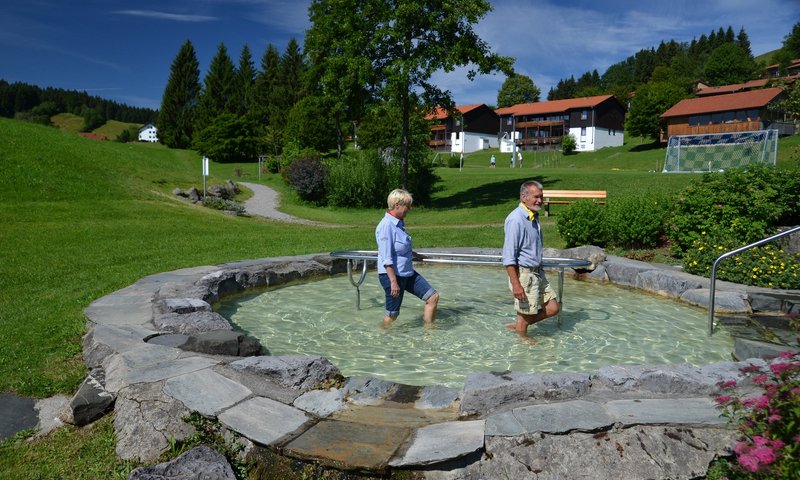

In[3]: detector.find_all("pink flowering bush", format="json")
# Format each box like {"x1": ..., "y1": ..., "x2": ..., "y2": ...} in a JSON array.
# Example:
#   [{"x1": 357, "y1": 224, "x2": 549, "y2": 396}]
[{"x1": 713, "y1": 350, "x2": 800, "y2": 478}]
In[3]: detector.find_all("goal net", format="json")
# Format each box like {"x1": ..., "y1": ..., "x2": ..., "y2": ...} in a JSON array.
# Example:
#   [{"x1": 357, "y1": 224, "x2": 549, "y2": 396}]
[{"x1": 662, "y1": 129, "x2": 778, "y2": 173}]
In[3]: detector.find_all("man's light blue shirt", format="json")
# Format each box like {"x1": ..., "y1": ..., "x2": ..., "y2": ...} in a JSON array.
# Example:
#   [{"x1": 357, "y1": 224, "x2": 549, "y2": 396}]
[
  {"x1": 376, "y1": 212, "x2": 414, "y2": 276},
  {"x1": 502, "y1": 203, "x2": 542, "y2": 268}
]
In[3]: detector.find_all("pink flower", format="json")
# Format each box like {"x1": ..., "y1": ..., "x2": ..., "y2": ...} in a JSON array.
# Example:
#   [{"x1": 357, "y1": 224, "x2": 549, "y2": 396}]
[
  {"x1": 734, "y1": 441, "x2": 750, "y2": 455},
  {"x1": 715, "y1": 395, "x2": 733, "y2": 405},
  {"x1": 742, "y1": 364, "x2": 762, "y2": 374},
  {"x1": 752, "y1": 436, "x2": 769, "y2": 448},
  {"x1": 767, "y1": 413, "x2": 783, "y2": 423},
  {"x1": 754, "y1": 395, "x2": 771, "y2": 409},
  {"x1": 751, "y1": 446, "x2": 777, "y2": 465},
  {"x1": 719, "y1": 380, "x2": 737, "y2": 388},
  {"x1": 770, "y1": 439, "x2": 785, "y2": 450},
  {"x1": 753, "y1": 373, "x2": 769, "y2": 385},
  {"x1": 776, "y1": 350, "x2": 798, "y2": 359},
  {"x1": 738, "y1": 453, "x2": 761, "y2": 472},
  {"x1": 770, "y1": 362, "x2": 792, "y2": 375}
]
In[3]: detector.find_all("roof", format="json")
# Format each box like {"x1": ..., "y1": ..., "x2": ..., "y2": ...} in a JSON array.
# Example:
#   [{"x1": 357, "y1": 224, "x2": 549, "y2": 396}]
[
  {"x1": 766, "y1": 58, "x2": 800, "y2": 70},
  {"x1": 661, "y1": 87, "x2": 784, "y2": 118},
  {"x1": 425, "y1": 104, "x2": 486, "y2": 120},
  {"x1": 495, "y1": 95, "x2": 618, "y2": 116},
  {"x1": 695, "y1": 79, "x2": 769, "y2": 96}
]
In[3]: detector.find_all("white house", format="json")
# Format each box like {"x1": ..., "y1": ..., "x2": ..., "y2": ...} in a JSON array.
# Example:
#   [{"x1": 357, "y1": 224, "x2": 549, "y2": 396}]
[{"x1": 138, "y1": 124, "x2": 158, "y2": 143}]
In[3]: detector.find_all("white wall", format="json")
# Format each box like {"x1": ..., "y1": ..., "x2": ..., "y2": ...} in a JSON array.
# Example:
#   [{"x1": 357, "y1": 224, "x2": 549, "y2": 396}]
[
  {"x1": 451, "y1": 131, "x2": 496, "y2": 153},
  {"x1": 568, "y1": 126, "x2": 623, "y2": 152},
  {"x1": 138, "y1": 125, "x2": 158, "y2": 143}
]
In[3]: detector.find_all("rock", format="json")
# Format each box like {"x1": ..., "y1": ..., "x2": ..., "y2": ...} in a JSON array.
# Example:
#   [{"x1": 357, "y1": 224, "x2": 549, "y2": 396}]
[
  {"x1": 153, "y1": 311, "x2": 232, "y2": 335},
  {"x1": 179, "y1": 330, "x2": 262, "y2": 357},
  {"x1": 293, "y1": 388, "x2": 346, "y2": 417},
  {"x1": 114, "y1": 382, "x2": 195, "y2": 462},
  {"x1": 128, "y1": 445, "x2": 236, "y2": 480},
  {"x1": 32, "y1": 395, "x2": 69, "y2": 438},
  {"x1": 187, "y1": 187, "x2": 200, "y2": 203},
  {"x1": 462, "y1": 426, "x2": 738, "y2": 480},
  {"x1": 593, "y1": 364, "x2": 723, "y2": 395},
  {"x1": 460, "y1": 371, "x2": 592, "y2": 417},
  {"x1": 171, "y1": 187, "x2": 183, "y2": 197},
  {"x1": 229, "y1": 355, "x2": 340, "y2": 391},
  {"x1": 160, "y1": 298, "x2": 212, "y2": 315},
  {"x1": 62, "y1": 368, "x2": 115, "y2": 426}
]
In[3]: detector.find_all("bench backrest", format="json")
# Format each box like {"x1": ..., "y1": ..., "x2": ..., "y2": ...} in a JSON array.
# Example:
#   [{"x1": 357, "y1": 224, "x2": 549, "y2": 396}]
[{"x1": 542, "y1": 190, "x2": 607, "y2": 200}]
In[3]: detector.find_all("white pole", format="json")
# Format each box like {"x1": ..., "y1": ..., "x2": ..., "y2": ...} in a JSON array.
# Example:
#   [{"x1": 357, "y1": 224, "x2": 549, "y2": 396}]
[{"x1": 202, "y1": 156, "x2": 209, "y2": 201}]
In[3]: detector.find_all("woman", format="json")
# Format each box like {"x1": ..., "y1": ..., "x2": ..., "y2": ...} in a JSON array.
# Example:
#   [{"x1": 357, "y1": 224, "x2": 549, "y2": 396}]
[{"x1": 375, "y1": 189, "x2": 439, "y2": 325}]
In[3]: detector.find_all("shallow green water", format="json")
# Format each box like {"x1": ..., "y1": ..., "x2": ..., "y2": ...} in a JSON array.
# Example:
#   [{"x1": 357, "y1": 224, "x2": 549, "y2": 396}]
[{"x1": 219, "y1": 264, "x2": 735, "y2": 388}]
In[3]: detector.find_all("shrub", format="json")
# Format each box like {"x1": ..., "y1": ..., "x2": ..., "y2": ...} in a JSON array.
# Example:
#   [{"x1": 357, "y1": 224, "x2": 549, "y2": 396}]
[
  {"x1": 283, "y1": 156, "x2": 328, "y2": 203},
  {"x1": 446, "y1": 155, "x2": 461, "y2": 168},
  {"x1": 604, "y1": 195, "x2": 670, "y2": 249},
  {"x1": 713, "y1": 351, "x2": 800, "y2": 479},
  {"x1": 669, "y1": 165, "x2": 800, "y2": 258},
  {"x1": 201, "y1": 197, "x2": 245, "y2": 215},
  {"x1": 562, "y1": 133, "x2": 577, "y2": 155},
  {"x1": 325, "y1": 151, "x2": 393, "y2": 208},
  {"x1": 557, "y1": 200, "x2": 608, "y2": 247}
]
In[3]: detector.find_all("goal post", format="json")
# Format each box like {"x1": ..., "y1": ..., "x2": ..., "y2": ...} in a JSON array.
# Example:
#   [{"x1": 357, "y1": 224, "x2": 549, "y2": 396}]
[{"x1": 663, "y1": 129, "x2": 778, "y2": 173}]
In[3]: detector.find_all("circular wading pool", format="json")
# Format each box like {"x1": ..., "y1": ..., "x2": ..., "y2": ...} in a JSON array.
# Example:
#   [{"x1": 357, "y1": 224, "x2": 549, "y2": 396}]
[{"x1": 218, "y1": 263, "x2": 735, "y2": 388}]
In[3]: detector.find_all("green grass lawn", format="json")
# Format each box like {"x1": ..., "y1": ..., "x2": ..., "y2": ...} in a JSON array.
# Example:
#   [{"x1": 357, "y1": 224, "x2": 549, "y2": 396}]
[{"x1": 1, "y1": 116, "x2": 798, "y2": 479}]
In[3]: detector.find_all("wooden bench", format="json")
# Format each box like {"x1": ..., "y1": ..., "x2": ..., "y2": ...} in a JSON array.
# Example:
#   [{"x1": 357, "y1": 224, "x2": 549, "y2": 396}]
[{"x1": 541, "y1": 190, "x2": 607, "y2": 216}]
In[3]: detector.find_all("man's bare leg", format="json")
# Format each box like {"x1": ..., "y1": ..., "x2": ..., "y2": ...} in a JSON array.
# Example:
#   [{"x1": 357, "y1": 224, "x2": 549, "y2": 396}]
[
  {"x1": 423, "y1": 292, "x2": 440, "y2": 323},
  {"x1": 505, "y1": 300, "x2": 561, "y2": 336},
  {"x1": 383, "y1": 314, "x2": 397, "y2": 326}
]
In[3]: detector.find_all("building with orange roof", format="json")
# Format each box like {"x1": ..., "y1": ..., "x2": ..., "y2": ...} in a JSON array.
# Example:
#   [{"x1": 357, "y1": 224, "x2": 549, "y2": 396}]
[
  {"x1": 659, "y1": 87, "x2": 788, "y2": 140},
  {"x1": 695, "y1": 79, "x2": 770, "y2": 97},
  {"x1": 495, "y1": 95, "x2": 626, "y2": 152},
  {"x1": 425, "y1": 103, "x2": 499, "y2": 153}
]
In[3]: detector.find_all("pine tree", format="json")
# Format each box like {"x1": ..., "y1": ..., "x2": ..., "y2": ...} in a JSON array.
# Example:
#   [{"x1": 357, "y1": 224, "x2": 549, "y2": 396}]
[
  {"x1": 271, "y1": 38, "x2": 306, "y2": 128},
  {"x1": 158, "y1": 40, "x2": 201, "y2": 149},
  {"x1": 736, "y1": 27, "x2": 752, "y2": 57},
  {"x1": 253, "y1": 44, "x2": 281, "y2": 126},
  {"x1": 235, "y1": 44, "x2": 257, "y2": 116},
  {"x1": 195, "y1": 43, "x2": 237, "y2": 132}
]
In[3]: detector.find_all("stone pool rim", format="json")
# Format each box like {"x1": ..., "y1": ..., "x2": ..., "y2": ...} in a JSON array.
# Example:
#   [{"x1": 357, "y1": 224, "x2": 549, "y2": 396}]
[{"x1": 81, "y1": 246, "x2": 799, "y2": 476}]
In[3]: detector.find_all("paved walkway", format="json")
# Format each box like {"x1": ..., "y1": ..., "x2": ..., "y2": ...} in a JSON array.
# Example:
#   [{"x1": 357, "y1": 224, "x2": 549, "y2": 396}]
[{"x1": 239, "y1": 182, "x2": 333, "y2": 226}]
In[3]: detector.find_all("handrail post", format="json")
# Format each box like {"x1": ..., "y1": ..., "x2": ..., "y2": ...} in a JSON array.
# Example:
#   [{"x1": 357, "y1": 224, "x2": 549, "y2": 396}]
[{"x1": 707, "y1": 225, "x2": 800, "y2": 336}]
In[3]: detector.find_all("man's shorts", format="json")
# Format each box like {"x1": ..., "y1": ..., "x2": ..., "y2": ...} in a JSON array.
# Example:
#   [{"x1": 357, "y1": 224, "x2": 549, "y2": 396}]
[
  {"x1": 508, "y1": 267, "x2": 557, "y2": 316},
  {"x1": 379, "y1": 271, "x2": 436, "y2": 317}
]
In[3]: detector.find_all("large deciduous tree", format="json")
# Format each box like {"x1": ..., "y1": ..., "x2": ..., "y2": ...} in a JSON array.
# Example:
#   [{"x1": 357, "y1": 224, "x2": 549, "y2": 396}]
[
  {"x1": 306, "y1": 0, "x2": 512, "y2": 189},
  {"x1": 158, "y1": 40, "x2": 200, "y2": 149},
  {"x1": 625, "y1": 81, "x2": 686, "y2": 141},
  {"x1": 497, "y1": 74, "x2": 540, "y2": 107}
]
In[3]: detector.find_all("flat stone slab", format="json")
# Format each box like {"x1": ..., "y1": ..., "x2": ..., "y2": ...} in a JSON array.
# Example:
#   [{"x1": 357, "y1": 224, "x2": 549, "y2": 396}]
[
  {"x1": 606, "y1": 398, "x2": 726, "y2": 425},
  {"x1": 0, "y1": 393, "x2": 38, "y2": 441},
  {"x1": 123, "y1": 356, "x2": 220, "y2": 385},
  {"x1": 486, "y1": 399, "x2": 614, "y2": 436},
  {"x1": 218, "y1": 396, "x2": 311, "y2": 446},
  {"x1": 163, "y1": 369, "x2": 252, "y2": 416},
  {"x1": 389, "y1": 420, "x2": 485, "y2": 467},
  {"x1": 285, "y1": 419, "x2": 412, "y2": 471}
]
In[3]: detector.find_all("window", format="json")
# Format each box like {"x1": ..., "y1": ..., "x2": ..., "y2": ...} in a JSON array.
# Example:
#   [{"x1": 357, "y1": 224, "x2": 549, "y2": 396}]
[
  {"x1": 580, "y1": 127, "x2": 586, "y2": 138},
  {"x1": 506, "y1": 117, "x2": 512, "y2": 125},
  {"x1": 581, "y1": 110, "x2": 588, "y2": 120}
]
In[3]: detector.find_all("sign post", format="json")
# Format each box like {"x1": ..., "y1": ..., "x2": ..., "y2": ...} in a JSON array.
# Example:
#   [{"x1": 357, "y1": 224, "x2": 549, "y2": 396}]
[{"x1": 202, "y1": 156, "x2": 209, "y2": 201}]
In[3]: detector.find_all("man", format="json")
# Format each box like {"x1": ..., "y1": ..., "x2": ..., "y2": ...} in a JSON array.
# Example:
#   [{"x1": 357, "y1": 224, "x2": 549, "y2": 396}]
[{"x1": 502, "y1": 180, "x2": 560, "y2": 339}]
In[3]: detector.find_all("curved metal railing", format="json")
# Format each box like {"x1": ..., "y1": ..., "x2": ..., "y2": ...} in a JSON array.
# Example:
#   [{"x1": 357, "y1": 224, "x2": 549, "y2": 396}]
[
  {"x1": 330, "y1": 250, "x2": 591, "y2": 321},
  {"x1": 708, "y1": 226, "x2": 800, "y2": 336}
]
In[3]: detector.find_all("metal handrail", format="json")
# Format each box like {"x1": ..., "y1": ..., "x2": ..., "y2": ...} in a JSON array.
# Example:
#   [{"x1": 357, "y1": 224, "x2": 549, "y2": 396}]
[
  {"x1": 330, "y1": 250, "x2": 591, "y2": 320},
  {"x1": 708, "y1": 226, "x2": 800, "y2": 335}
]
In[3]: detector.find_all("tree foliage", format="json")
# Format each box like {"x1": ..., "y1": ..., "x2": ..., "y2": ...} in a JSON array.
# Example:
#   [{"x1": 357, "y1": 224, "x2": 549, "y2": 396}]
[
  {"x1": 158, "y1": 40, "x2": 200, "y2": 149},
  {"x1": 497, "y1": 74, "x2": 540, "y2": 107},
  {"x1": 192, "y1": 113, "x2": 263, "y2": 163},
  {"x1": 195, "y1": 43, "x2": 237, "y2": 132},
  {"x1": 305, "y1": 0, "x2": 512, "y2": 189},
  {"x1": 625, "y1": 81, "x2": 687, "y2": 141},
  {"x1": 703, "y1": 43, "x2": 758, "y2": 86}
]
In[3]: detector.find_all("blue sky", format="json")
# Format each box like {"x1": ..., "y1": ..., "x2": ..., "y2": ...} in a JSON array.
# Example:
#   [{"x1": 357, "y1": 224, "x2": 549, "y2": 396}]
[{"x1": 2, "y1": 0, "x2": 799, "y2": 111}]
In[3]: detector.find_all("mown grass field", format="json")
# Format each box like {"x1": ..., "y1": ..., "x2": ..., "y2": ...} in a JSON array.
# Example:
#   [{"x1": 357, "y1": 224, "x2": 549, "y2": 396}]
[{"x1": 1, "y1": 116, "x2": 798, "y2": 479}]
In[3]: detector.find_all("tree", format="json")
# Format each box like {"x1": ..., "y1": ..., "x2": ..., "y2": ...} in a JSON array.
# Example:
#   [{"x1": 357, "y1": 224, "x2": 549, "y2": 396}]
[
  {"x1": 234, "y1": 44, "x2": 256, "y2": 116},
  {"x1": 736, "y1": 27, "x2": 752, "y2": 57},
  {"x1": 284, "y1": 95, "x2": 338, "y2": 153},
  {"x1": 625, "y1": 81, "x2": 686, "y2": 141},
  {"x1": 253, "y1": 44, "x2": 281, "y2": 127},
  {"x1": 193, "y1": 113, "x2": 264, "y2": 163},
  {"x1": 703, "y1": 43, "x2": 758, "y2": 86},
  {"x1": 158, "y1": 40, "x2": 200, "y2": 149},
  {"x1": 271, "y1": 38, "x2": 307, "y2": 129},
  {"x1": 497, "y1": 74, "x2": 540, "y2": 107},
  {"x1": 305, "y1": 0, "x2": 513, "y2": 189},
  {"x1": 195, "y1": 43, "x2": 237, "y2": 132}
]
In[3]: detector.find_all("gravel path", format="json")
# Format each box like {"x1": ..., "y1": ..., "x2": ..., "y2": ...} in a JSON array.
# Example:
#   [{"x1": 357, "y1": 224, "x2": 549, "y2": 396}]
[{"x1": 239, "y1": 182, "x2": 333, "y2": 226}]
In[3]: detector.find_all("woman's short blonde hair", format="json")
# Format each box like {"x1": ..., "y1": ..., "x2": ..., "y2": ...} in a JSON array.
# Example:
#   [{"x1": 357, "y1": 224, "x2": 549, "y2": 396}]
[{"x1": 387, "y1": 188, "x2": 413, "y2": 209}]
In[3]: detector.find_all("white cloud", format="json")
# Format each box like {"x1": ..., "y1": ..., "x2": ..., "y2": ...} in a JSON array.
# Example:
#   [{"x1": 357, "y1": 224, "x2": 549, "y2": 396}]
[{"x1": 114, "y1": 10, "x2": 218, "y2": 22}]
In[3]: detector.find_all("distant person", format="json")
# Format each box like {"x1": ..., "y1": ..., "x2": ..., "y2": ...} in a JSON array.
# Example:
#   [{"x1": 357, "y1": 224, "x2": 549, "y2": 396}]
[
  {"x1": 490, "y1": 154, "x2": 496, "y2": 168},
  {"x1": 375, "y1": 189, "x2": 439, "y2": 325},
  {"x1": 502, "y1": 180, "x2": 560, "y2": 340},
  {"x1": 517, "y1": 151, "x2": 523, "y2": 168}
]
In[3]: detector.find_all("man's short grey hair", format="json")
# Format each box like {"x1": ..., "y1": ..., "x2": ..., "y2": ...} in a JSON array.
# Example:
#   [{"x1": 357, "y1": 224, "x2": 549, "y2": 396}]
[
  {"x1": 387, "y1": 188, "x2": 413, "y2": 209},
  {"x1": 520, "y1": 180, "x2": 543, "y2": 195}
]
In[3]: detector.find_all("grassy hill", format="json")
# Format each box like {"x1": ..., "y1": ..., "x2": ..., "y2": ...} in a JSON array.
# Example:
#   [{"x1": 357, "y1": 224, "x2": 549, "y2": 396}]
[
  {"x1": 93, "y1": 119, "x2": 142, "y2": 140},
  {"x1": 50, "y1": 112, "x2": 84, "y2": 133}
]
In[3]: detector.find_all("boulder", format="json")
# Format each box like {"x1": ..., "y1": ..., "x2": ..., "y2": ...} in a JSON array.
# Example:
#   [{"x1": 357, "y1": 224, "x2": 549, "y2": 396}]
[
  {"x1": 229, "y1": 355, "x2": 340, "y2": 391},
  {"x1": 187, "y1": 187, "x2": 200, "y2": 203},
  {"x1": 128, "y1": 445, "x2": 236, "y2": 480},
  {"x1": 153, "y1": 311, "x2": 232, "y2": 335},
  {"x1": 179, "y1": 330, "x2": 262, "y2": 357},
  {"x1": 62, "y1": 368, "x2": 115, "y2": 426}
]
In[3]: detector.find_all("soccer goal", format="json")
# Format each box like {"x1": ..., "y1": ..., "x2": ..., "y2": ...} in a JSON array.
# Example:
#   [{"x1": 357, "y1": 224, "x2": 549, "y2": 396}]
[{"x1": 662, "y1": 129, "x2": 778, "y2": 173}]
